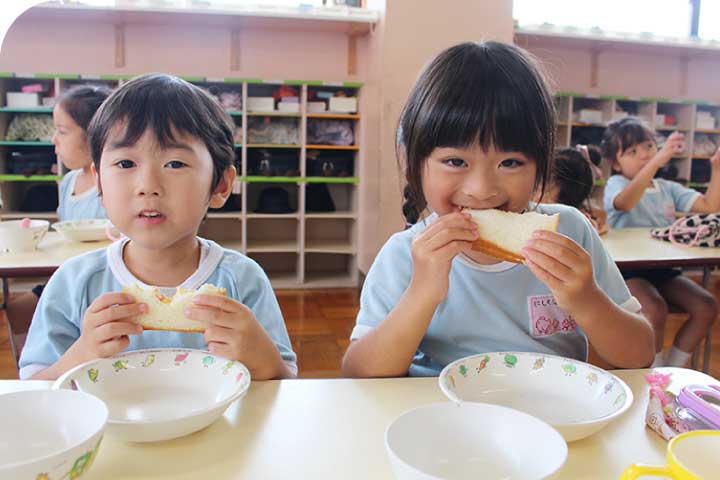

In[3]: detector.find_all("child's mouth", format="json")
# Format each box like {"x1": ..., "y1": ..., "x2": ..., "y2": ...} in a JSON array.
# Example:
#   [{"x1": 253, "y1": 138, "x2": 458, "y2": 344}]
[{"x1": 138, "y1": 210, "x2": 166, "y2": 224}]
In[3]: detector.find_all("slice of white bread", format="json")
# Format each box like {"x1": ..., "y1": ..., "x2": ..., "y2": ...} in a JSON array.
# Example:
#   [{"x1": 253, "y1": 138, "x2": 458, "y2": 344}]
[
  {"x1": 464, "y1": 208, "x2": 560, "y2": 263},
  {"x1": 123, "y1": 283, "x2": 227, "y2": 333}
]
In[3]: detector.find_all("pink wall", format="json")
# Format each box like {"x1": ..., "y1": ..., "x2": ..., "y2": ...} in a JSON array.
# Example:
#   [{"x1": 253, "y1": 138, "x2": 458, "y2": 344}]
[{"x1": 523, "y1": 40, "x2": 720, "y2": 101}]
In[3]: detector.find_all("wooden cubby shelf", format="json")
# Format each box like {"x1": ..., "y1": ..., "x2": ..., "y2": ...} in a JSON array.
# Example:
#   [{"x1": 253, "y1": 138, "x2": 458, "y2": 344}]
[{"x1": 0, "y1": 73, "x2": 363, "y2": 288}]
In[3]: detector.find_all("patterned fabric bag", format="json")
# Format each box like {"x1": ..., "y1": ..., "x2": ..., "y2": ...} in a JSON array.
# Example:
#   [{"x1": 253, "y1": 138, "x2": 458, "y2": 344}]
[{"x1": 650, "y1": 213, "x2": 720, "y2": 247}]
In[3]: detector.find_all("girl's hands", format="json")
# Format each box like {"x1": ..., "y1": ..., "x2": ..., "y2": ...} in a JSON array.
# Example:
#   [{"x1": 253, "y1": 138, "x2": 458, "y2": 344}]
[
  {"x1": 655, "y1": 131, "x2": 685, "y2": 166},
  {"x1": 711, "y1": 146, "x2": 720, "y2": 169},
  {"x1": 409, "y1": 212, "x2": 478, "y2": 305},
  {"x1": 521, "y1": 230, "x2": 602, "y2": 314},
  {"x1": 69, "y1": 293, "x2": 145, "y2": 365}
]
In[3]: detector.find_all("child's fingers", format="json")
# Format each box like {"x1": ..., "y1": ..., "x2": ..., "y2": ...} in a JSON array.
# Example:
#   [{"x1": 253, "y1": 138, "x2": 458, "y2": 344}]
[
  {"x1": 416, "y1": 212, "x2": 476, "y2": 240},
  {"x1": 99, "y1": 336, "x2": 131, "y2": 356},
  {"x1": 187, "y1": 305, "x2": 247, "y2": 329},
  {"x1": 204, "y1": 325, "x2": 234, "y2": 345},
  {"x1": 421, "y1": 227, "x2": 478, "y2": 252},
  {"x1": 95, "y1": 321, "x2": 142, "y2": 342},
  {"x1": 95, "y1": 303, "x2": 147, "y2": 326},
  {"x1": 192, "y1": 294, "x2": 248, "y2": 314},
  {"x1": 88, "y1": 292, "x2": 136, "y2": 313},
  {"x1": 207, "y1": 342, "x2": 234, "y2": 359},
  {"x1": 530, "y1": 230, "x2": 585, "y2": 257},
  {"x1": 436, "y1": 239, "x2": 475, "y2": 263},
  {"x1": 522, "y1": 247, "x2": 573, "y2": 282},
  {"x1": 523, "y1": 239, "x2": 583, "y2": 272},
  {"x1": 524, "y1": 258, "x2": 563, "y2": 291}
]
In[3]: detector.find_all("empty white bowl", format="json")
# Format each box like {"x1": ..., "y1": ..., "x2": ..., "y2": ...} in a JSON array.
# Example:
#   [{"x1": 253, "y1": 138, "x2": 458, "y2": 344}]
[
  {"x1": 439, "y1": 352, "x2": 633, "y2": 442},
  {"x1": 53, "y1": 348, "x2": 251, "y2": 442},
  {"x1": 0, "y1": 219, "x2": 49, "y2": 253},
  {"x1": 52, "y1": 219, "x2": 115, "y2": 242},
  {"x1": 385, "y1": 402, "x2": 567, "y2": 480},
  {"x1": 0, "y1": 389, "x2": 108, "y2": 479}
]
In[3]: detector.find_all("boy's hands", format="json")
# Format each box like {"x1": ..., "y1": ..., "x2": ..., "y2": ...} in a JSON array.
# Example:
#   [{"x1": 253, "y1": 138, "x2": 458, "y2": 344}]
[
  {"x1": 70, "y1": 293, "x2": 145, "y2": 364},
  {"x1": 409, "y1": 211, "x2": 478, "y2": 305},
  {"x1": 186, "y1": 295, "x2": 285, "y2": 379},
  {"x1": 655, "y1": 131, "x2": 685, "y2": 166},
  {"x1": 522, "y1": 230, "x2": 602, "y2": 315}
]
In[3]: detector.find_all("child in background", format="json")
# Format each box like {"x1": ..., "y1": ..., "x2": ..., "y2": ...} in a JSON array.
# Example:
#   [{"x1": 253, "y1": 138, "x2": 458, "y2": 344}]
[
  {"x1": 341, "y1": 42, "x2": 654, "y2": 378},
  {"x1": 602, "y1": 117, "x2": 720, "y2": 367},
  {"x1": 19, "y1": 74, "x2": 296, "y2": 380},
  {"x1": 6, "y1": 85, "x2": 112, "y2": 352},
  {"x1": 54, "y1": 84, "x2": 111, "y2": 221},
  {"x1": 541, "y1": 146, "x2": 608, "y2": 235}
]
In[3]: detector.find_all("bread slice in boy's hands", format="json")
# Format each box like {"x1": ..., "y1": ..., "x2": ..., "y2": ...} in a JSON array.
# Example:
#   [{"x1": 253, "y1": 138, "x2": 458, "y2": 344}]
[
  {"x1": 464, "y1": 208, "x2": 559, "y2": 263},
  {"x1": 123, "y1": 283, "x2": 227, "y2": 333}
]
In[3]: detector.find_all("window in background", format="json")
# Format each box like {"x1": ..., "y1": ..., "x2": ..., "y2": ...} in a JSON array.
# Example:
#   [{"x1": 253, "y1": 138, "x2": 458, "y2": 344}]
[
  {"x1": 513, "y1": 0, "x2": 693, "y2": 39},
  {"x1": 698, "y1": 0, "x2": 720, "y2": 40}
]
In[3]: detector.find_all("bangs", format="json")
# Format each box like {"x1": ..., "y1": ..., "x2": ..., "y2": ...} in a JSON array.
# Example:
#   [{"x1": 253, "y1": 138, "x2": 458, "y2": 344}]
[
  {"x1": 618, "y1": 123, "x2": 653, "y2": 153},
  {"x1": 400, "y1": 42, "x2": 555, "y2": 172}
]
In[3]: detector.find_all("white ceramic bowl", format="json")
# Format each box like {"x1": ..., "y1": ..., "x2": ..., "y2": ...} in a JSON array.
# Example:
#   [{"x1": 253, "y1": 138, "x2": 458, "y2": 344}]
[
  {"x1": 439, "y1": 352, "x2": 633, "y2": 442},
  {"x1": 53, "y1": 348, "x2": 251, "y2": 442},
  {"x1": 0, "y1": 219, "x2": 49, "y2": 253},
  {"x1": 0, "y1": 389, "x2": 108, "y2": 480},
  {"x1": 52, "y1": 219, "x2": 114, "y2": 242},
  {"x1": 385, "y1": 402, "x2": 567, "y2": 480}
]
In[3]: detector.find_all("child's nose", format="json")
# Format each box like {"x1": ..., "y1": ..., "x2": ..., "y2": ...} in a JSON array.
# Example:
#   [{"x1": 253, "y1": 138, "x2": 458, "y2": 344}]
[
  {"x1": 461, "y1": 175, "x2": 501, "y2": 204},
  {"x1": 137, "y1": 168, "x2": 164, "y2": 196}
]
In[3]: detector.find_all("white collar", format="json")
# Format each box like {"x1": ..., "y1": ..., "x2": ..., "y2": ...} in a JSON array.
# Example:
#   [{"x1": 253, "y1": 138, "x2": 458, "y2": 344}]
[
  {"x1": 456, "y1": 253, "x2": 518, "y2": 273},
  {"x1": 67, "y1": 169, "x2": 99, "y2": 202},
  {"x1": 107, "y1": 237, "x2": 224, "y2": 292}
]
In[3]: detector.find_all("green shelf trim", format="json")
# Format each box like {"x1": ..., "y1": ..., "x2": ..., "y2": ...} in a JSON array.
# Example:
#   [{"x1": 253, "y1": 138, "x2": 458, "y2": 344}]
[
  {"x1": 284, "y1": 80, "x2": 307, "y2": 86},
  {"x1": 687, "y1": 182, "x2": 709, "y2": 188},
  {"x1": 179, "y1": 75, "x2": 205, "y2": 83},
  {"x1": 227, "y1": 110, "x2": 243, "y2": 116},
  {"x1": 99, "y1": 74, "x2": 135, "y2": 81},
  {"x1": 654, "y1": 98, "x2": 674, "y2": 104},
  {"x1": 556, "y1": 91, "x2": 583, "y2": 97},
  {"x1": 0, "y1": 107, "x2": 52, "y2": 113},
  {"x1": 245, "y1": 176, "x2": 300, "y2": 183},
  {"x1": 594, "y1": 179, "x2": 606, "y2": 187},
  {"x1": 304, "y1": 80, "x2": 325, "y2": 86},
  {"x1": 234, "y1": 143, "x2": 243, "y2": 147},
  {"x1": 639, "y1": 97, "x2": 660, "y2": 102},
  {"x1": 0, "y1": 175, "x2": 60, "y2": 182},
  {"x1": 246, "y1": 144, "x2": 302, "y2": 149},
  {"x1": 36, "y1": 73, "x2": 78, "y2": 80},
  {"x1": 0, "y1": 72, "x2": 14, "y2": 78},
  {"x1": 600, "y1": 94, "x2": 629, "y2": 100},
  {"x1": 238, "y1": 78, "x2": 265, "y2": 84},
  {"x1": 306, "y1": 177, "x2": 359, "y2": 184},
  {"x1": 342, "y1": 81, "x2": 364, "y2": 88},
  {"x1": 0, "y1": 141, "x2": 53, "y2": 146}
]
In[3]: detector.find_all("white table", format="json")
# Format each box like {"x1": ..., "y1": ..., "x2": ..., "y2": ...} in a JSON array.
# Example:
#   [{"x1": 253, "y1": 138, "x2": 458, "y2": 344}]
[
  {"x1": 2, "y1": 368, "x2": 717, "y2": 479},
  {"x1": 602, "y1": 228, "x2": 720, "y2": 372}
]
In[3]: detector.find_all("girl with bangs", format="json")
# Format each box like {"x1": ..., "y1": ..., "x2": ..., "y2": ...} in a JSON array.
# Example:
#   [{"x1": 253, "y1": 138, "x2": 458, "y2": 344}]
[
  {"x1": 602, "y1": 117, "x2": 720, "y2": 367},
  {"x1": 342, "y1": 42, "x2": 654, "y2": 377}
]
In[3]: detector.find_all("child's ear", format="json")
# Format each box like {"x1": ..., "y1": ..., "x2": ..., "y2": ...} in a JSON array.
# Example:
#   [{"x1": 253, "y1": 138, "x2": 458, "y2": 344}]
[
  {"x1": 91, "y1": 163, "x2": 103, "y2": 196},
  {"x1": 209, "y1": 166, "x2": 236, "y2": 209}
]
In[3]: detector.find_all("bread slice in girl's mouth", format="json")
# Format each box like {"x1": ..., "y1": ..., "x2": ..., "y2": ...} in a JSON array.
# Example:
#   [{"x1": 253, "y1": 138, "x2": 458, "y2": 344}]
[
  {"x1": 463, "y1": 208, "x2": 559, "y2": 263},
  {"x1": 123, "y1": 283, "x2": 227, "y2": 333}
]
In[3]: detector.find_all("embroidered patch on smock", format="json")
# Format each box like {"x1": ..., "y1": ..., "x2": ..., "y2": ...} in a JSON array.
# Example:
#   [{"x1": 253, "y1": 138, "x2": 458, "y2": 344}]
[{"x1": 527, "y1": 295, "x2": 577, "y2": 337}]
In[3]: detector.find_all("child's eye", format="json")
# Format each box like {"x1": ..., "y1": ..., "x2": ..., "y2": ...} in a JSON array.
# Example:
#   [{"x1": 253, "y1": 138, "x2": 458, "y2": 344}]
[
  {"x1": 165, "y1": 160, "x2": 187, "y2": 169},
  {"x1": 116, "y1": 159, "x2": 135, "y2": 169},
  {"x1": 443, "y1": 158, "x2": 467, "y2": 168},
  {"x1": 499, "y1": 158, "x2": 522, "y2": 168}
]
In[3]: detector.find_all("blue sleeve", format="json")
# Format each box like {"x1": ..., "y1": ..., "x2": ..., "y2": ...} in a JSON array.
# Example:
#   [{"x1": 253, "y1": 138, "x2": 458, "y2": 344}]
[
  {"x1": 352, "y1": 232, "x2": 413, "y2": 339},
  {"x1": 603, "y1": 175, "x2": 627, "y2": 213},
  {"x1": 667, "y1": 180, "x2": 701, "y2": 213},
  {"x1": 18, "y1": 266, "x2": 84, "y2": 378},
  {"x1": 236, "y1": 260, "x2": 297, "y2": 373},
  {"x1": 57, "y1": 172, "x2": 71, "y2": 220},
  {"x1": 565, "y1": 207, "x2": 640, "y2": 312}
]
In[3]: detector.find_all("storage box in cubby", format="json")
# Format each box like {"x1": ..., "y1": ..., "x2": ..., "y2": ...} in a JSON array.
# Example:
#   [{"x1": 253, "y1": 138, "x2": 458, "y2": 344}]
[
  {"x1": 247, "y1": 97, "x2": 275, "y2": 112},
  {"x1": 6, "y1": 92, "x2": 40, "y2": 107},
  {"x1": 328, "y1": 97, "x2": 357, "y2": 113}
]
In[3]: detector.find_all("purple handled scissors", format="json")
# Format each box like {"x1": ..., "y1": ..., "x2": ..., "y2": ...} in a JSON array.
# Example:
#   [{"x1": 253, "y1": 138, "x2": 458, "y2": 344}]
[{"x1": 677, "y1": 384, "x2": 720, "y2": 430}]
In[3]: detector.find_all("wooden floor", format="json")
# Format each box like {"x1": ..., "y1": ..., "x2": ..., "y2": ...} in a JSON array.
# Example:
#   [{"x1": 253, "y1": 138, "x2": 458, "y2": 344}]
[{"x1": 1, "y1": 285, "x2": 719, "y2": 379}]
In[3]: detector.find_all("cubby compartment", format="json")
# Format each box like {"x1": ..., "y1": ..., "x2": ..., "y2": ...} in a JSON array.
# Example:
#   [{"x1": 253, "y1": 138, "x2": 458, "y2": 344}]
[
  {"x1": 247, "y1": 148, "x2": 300, "y2": 178},
  {"x1": 198, "y1": 217, "x2": 242, "y2": 252},
  {"x1": 305, "y1": 218, "x2": 356, "y2": 254},
  {"x1": 246, "y1": 182, "x2": 299, "y2": 215},
  {"x1": 656, "y1": 102, "x2": 694, "y2": 131},
  {"x1": 247, "y1": 252, "x2": 300, "y2": 288},
  {"x1": 246, "y1": 217, "x2": 299, "y2": 253},
  {"x1": 304, "y1": 253, "x2": 356, "y2": 288}
]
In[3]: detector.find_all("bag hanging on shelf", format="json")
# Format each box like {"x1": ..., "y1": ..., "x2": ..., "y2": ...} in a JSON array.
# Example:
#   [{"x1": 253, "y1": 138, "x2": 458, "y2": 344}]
[{"x1": 650, "y1": 213, "x2": 720, "y2": 247}]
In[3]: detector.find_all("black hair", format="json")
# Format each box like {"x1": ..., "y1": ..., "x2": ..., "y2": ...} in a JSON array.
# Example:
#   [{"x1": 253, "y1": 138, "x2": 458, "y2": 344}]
[
  {"x1": 600, "y1": 116, "x2": 654, "y2": 163},
  {"x1": 397, "y1": 41, "x2": 556, "y2": 224},
  {"x1": 57, "y1": 84, "x2": 113, "y2": 131},
  {"x1": 587, "y1": 144, "x2": 602, "y2": 167},
  {"x1": 87, "y1": 73, "x2": 235, "y2": 192},
  {"x1": 550, "y1": 147, "x2": 593, "y2": 209}
]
